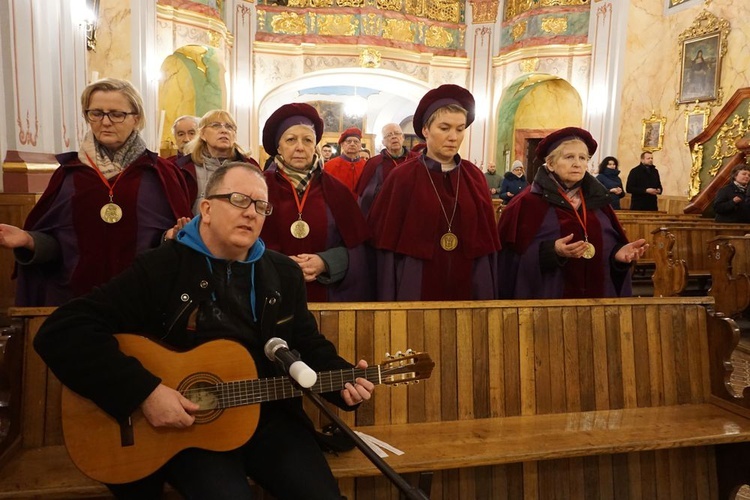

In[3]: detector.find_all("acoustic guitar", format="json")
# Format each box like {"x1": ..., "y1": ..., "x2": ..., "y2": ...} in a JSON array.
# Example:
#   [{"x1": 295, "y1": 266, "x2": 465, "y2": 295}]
[{"x1": 61, "y1": 334, "x2": 434, "y2": 484}]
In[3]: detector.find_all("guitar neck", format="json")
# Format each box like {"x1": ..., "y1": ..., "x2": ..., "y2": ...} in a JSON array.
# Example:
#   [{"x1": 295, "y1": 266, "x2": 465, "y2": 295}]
[{"x1": 193, "y1": 366, "x2": 382, "y2": 409}]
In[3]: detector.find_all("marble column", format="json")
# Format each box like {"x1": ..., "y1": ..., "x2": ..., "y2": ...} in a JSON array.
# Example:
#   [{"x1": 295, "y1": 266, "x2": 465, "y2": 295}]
[
  {"x1": 226, "y1": 0, "x2": 255, "y2": 156},
  {"x1": 0, "y1": 0, "x2": 88, "y2": 193},
  {"x1": 586, "y1": 0, "x2": 629, "y2": 167},
  {"x1": 465, "y1": 0, "x2": 499, "y2": 169}
]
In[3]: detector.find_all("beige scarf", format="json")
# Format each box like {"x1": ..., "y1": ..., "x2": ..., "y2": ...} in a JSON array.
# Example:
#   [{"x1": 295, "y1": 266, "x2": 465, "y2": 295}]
[{"x1": 78, "y1": 130, "x2": 147, "y2": 179}]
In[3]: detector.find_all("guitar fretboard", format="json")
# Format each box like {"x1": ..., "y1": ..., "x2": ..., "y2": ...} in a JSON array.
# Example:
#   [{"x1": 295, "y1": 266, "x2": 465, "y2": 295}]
[{"x1": 183, "y1": 366, "x2": 382, "y2": 409}]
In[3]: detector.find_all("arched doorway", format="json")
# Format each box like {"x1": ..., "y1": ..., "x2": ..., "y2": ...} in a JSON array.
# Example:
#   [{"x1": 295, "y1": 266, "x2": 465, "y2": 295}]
[{"x1": 495, "y1": 74, "x2": 583, "y2": 181}]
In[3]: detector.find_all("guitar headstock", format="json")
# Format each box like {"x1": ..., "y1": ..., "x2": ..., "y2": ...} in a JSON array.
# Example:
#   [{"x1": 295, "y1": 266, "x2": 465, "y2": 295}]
[{"x1": 379, "y1": 350, "x2": 435, "y2": 386}]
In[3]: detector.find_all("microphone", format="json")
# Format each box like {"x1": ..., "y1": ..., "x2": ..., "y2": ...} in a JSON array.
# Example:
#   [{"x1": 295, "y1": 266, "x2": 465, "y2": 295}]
[{"x1": 264, "y1": 337, "x2": 318, "y2": 388}]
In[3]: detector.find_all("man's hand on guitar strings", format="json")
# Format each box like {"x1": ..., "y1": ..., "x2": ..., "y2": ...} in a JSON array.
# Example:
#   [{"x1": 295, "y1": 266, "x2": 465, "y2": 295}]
[
  {"x1": 141, "y1": 383, "x2": 201, "y2": 428},
  {"x1": 341, "y1": 360, "x2": 375, "y2": 406}
]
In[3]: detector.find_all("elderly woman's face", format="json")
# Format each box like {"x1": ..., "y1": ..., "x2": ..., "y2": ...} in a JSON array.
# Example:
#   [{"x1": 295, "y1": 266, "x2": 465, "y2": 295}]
[
  {"x1": 87, "y1": 91, "x2": 139, "y2": 151},
  {"x1": 278, "y1": 124, "x2": 316, "y2": 170},
  {"x1": 200, "y1": 117, "x2": 237, "y2": 156},
  {"x1": 547, "y1": 140, "x2": 589, "y2": 186}
]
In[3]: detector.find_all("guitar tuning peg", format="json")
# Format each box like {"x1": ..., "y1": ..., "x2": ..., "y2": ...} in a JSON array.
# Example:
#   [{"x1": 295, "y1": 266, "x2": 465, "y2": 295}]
[
  {"x1": 385, "y1": 352, "x2": 392, "y2": 359},
  {"x1": 396, "y1": 350, "x2": 404, "y2": 357},
  {"x1": 406, "y1": 349, "x2": 415, "y2": 355}
]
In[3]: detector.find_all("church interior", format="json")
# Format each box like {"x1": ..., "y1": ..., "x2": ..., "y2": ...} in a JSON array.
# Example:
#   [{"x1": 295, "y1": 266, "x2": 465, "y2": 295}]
[{"x1": 4, "y1": 0, "x2": 750, "y2": 498}]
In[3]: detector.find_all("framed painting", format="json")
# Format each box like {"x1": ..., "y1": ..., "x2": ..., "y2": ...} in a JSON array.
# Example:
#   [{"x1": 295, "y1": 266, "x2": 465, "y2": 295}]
[
  {"x1": 641, "y1": 112, "x2": 666, "y2": 152},
  {"x1": 676, "y1": 11, "x2": 729, "y2": 105},
  {"x1": 684, "y1": 106, "x2": 710, "y2": 144},
  {"x1": 664, "y1": 0, "x2": 700, "y2": 15}
]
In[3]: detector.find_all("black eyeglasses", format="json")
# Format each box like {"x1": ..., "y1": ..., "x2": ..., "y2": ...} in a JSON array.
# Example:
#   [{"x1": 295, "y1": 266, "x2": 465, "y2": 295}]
[
  {"x1": 85, "y1": 110, "x2": 138, "y2": 123},
  {"x1": 206, "y1": 192, "x2": 273, "y2": 216}
]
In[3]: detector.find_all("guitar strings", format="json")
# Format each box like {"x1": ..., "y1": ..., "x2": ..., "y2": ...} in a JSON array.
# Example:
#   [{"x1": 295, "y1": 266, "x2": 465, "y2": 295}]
[{"x1": 181, "y1": 366, "x2": 381, "y2": 409}]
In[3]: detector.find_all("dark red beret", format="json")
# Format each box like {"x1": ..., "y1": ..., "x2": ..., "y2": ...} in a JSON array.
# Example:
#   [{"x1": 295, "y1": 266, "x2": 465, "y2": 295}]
[
  {"x1": 338, "y1": 127, "x2": 362, "y2": 144},
  {"x1": 413, "y1": 84, "x2": 475, "y2": 140},
  {"x1": 262, "y1": 103, "x2": 324, "y2": 157},
  {"x1": 535, "y1": 127, "x2": 598, "y2": 161}
]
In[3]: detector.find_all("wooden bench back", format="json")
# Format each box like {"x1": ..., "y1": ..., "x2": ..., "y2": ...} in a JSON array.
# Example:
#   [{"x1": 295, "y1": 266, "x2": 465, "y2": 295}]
[
  {"x1": 13, "y1": 299, "x2": 719, "y2": 448},
  {"x1": 0, "y1": 194, "x2": 39, "y2": 314},
  {"x1": 8, "y1": 298, "x2": 744, "y2": 499}
]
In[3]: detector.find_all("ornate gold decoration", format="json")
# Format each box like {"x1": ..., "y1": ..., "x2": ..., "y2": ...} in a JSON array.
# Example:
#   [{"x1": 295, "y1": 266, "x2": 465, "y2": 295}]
[
  {"x1": 402, "y1": 0, "x2": 459, "y2": 23},
  {"x1": 271, "y1": 12, "x2": 307, "y2": 35},
  {"x1": 688, "y1": 143, "x2": 704, "y2": 200},
  {"x1": 382, "y1": 18, "x2": 415, "y2": 42},
  {"x1": 317, "y1": 15, "x2": 358, "y2": 36},
  {"x1": 424, "y1": 26, "x2": 453, "y2": 49},
  {"x1": 289, "y1": 0, "x2": 334, "y2": 6},
  {"x1": 377, "y1": 0, "x2": 402, "y2": 12},
  {"x1": 519, "y1": 58, "x2": 538, "y2": 73},
  {"x1": 511, "y1": 21, "x2": 527, "y2": 41},
  {"x1": 360, "y1": 13, "x2": 380, "y2": 36},
  {"x1": 708, "y1": 112, "x2": 748, "y2": 176},
  {"x1": 674, "y1": 10, "x2": 730, "y2": 108},
  {"x1": 641, "y1": 111, "x2": 667, "y2": 153},
  {"x1": 504, "y1": 0, "x2": 588, "y2": 20},
  {"x1": 337, "y1": 0, "x2": 365, "y2": 6},
  {"x1": 207, "y1": 30, "x2": 222, "y2": 48},
  {"x1": 469, "y1": 0, "x2": 499, "y2": 24},
  {"x1": 257, "y1": 10, "x2": 267, "y2": 31},
  {"x1": 541, "y1": 17, "x2": 568, "y2": 35},
  {"x1": 684, "y1": 103, "x2": 710, "y2": 145},
  {"x1": 360, "y1": 48, "x2": 382, "y2": 68}
]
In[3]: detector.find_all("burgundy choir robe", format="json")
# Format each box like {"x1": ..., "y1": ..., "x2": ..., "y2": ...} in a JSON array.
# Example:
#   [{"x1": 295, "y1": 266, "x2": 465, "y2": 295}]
[
  {"x1": 368, "y1": 155, "x2": 500, "y2": 301},
  {"x1": 497, "y1": 171, "x2": 632, "y2": 299},
  {"x1": 262, "y1": 165, "x2": 372, "y2": 302},
  {"x1": 16, "y1": 151, "x2": 192, "y2": 306}
]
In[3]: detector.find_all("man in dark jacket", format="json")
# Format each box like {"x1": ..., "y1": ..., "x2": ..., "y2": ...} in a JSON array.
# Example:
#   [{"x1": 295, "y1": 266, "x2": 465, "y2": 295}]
[
  {"x1": 626, "y1": 151, "x2": 662, "y2": 211},
  {"x1": 34, "y1": 162, "x2": 374, "y2": 499},
  {"x1": 714, "y1": 164, "x2": 750, "y2": 222}
]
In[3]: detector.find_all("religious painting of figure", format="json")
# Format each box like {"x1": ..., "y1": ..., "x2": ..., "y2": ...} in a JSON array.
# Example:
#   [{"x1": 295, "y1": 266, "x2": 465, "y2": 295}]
[
  {"x1": 678, "y1": 32, "x2": 721, "y2": 103},
  {"x1": 684, "y1": 106, "x2": 710, "y2": 144},
  {"x1": 641, "y1": 113, "x2": 666, "y2": 152}
]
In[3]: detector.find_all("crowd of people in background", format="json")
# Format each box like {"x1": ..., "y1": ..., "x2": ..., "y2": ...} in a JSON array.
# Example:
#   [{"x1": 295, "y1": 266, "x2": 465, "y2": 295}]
[{"x1": 6, "y1": 75, "x2": 748, "y2": 306}]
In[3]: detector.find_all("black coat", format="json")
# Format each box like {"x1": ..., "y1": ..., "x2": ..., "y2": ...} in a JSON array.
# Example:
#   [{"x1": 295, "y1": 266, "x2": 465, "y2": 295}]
[
  {"x1": 596, "y1": 168, "x2": 625, "y2": 210},
  {"x1": 713, "y1": 182, "x2": 750, "y2": 223},
  {"x1": 626, "y1": 163, "x2": 662, "y2": 211},
  {"x1": 499, "y1": 172, "x2": 528, "y2": 203},
  {"x1": 33, "y1": 241, "x2": 354, "y2": 422}
]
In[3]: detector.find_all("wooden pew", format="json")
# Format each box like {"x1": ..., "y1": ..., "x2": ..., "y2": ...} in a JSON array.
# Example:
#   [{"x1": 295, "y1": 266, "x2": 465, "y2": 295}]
[
  {"x1": 3, "y1": 299, "x2": 750, "y2": 499},
  {"x1": 707, "y1": 235, "x2": 750, "y2": 317},
  {"x1": 0, "y1": 194, "x2": 40, "y2": 316},
  {"x1": 651, "y1": 224, "x2": 750, "y2": 297}
]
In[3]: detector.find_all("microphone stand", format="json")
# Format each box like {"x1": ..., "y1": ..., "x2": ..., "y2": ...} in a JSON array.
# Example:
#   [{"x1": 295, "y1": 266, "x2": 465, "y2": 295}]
[{"x1": 300, "y1": 386, "x2": 430, "y2": 500}]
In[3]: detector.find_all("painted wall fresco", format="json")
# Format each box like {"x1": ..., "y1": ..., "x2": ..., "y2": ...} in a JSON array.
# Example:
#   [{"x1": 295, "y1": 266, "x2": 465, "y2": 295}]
[{"x1": 255, "y1": 0, "x2": 466, "y2": 56}]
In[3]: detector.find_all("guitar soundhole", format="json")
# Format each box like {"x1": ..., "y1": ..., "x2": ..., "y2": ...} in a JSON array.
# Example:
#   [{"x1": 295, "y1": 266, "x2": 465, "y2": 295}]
[{"x1": 178, "y1": 372, "x2": 224, "y2": 424}]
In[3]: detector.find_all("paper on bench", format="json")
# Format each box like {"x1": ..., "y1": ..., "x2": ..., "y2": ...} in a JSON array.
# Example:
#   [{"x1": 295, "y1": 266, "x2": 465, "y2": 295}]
[{"x1": 354, "y1": 431, "x2": 405, "y2": 457}]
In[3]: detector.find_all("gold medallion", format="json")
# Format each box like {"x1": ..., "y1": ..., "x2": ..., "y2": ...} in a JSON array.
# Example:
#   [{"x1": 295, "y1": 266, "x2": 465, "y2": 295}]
[
  {"x1": 100, "y1": 203, "x2": 123, "y2": 224},
  {"x1": 290, "y1": 219, "x2": 310, "y2": 239},
  {"x1": 440, "y1": 232, "x2": 458, "y2": 251},
  {"x1": 582, "y1": 241, "x2": 596, "y2": 259}
]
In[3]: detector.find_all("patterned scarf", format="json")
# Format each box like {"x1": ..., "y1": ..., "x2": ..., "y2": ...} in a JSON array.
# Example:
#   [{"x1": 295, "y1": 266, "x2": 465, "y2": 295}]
[
  {"x1": 78, "y1": 130, "x2": 147, "y2": 179},
  {"x1": 275, "y1": 155, "x2": 321, "y2": 196},
  {"x1": 548, "y1": 171, "x2": 582, "y2": 209}
]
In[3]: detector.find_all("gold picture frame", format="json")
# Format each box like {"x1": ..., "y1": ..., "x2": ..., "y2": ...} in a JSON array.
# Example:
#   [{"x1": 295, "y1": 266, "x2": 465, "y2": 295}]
[
  {"x1": 675, "y1": 11, "x2": 729, "y2": 106},
  {"x1": 641, "y1": 112, "x2": 666, "y2": 152},
  {"x1": 684, "y1": 105, "x2": 710, "y2": 144}
]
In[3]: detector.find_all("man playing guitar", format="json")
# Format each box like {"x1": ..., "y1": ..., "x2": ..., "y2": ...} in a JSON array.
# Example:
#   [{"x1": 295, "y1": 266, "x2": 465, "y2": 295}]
[{"x1": 34, "y1": 162, "x2": 375, "y2": 499}]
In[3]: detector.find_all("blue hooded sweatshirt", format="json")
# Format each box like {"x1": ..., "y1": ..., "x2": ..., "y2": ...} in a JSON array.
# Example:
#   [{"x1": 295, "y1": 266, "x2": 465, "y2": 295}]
[{"x1": 176, "y1": 216, "x2": 266, "y2": 321}]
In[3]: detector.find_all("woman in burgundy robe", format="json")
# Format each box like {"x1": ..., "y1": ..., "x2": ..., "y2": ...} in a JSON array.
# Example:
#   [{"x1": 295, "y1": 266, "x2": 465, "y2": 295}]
[
  {"x1": 497, "y1": 127, "x2": 648, "y2": 299},
  {"x1": 0, "y1": 78, "x2": 192, "y2": 306},
  {"x1": 260, "y1": 103, "x2": 371, "y2": 301},
  {"x1": 367, "y1": 84, "x2": 500, "y2": 301}
]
